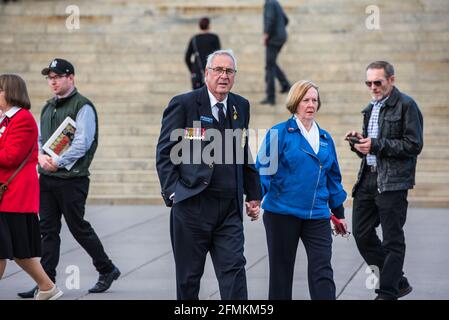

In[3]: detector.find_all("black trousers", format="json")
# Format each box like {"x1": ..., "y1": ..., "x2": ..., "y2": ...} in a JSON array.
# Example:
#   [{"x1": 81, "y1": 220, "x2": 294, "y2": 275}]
[
  {"x1": 170, "y1": 192, "x2": 247, "y2": 300},
  {"x1": 39, "y1": 175, "x2": 113, "y2": 281},
  {"x1": 352, "y1": 169, "x2": 408, "y2": 299},
  {"x1": 263, "y1": 211, "x2": 335, "y2": 300},
  {"x1": 265, "y1": 44, "x2": 290, "y2": 101}
]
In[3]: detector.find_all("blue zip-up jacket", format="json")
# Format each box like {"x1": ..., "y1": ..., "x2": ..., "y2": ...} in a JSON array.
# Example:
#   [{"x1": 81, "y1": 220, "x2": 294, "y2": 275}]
[{"x1": 256, "y1": 118, "x2": 347, "y2": 220}]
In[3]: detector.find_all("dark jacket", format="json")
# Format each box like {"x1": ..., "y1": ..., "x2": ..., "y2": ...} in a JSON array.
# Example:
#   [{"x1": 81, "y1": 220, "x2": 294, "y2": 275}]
[
  {"x1": 352, "y1": 86, "x2": 424, "y2": 195},
  {"x1": 185, "y1": 33, "x2": 221, "y2": 75},
  {"x1": 264, "y1": 0, "x2": 289, "y2": 46},
  {"x1": 156, "y1": 86, "x2": 262, "y2": 214}
]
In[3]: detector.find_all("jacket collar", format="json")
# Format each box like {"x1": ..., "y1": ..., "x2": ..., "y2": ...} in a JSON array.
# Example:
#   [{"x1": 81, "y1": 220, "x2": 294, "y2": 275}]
[
  {"x1": 362, "y1": 86, "x2": 400, "y2": 114},
  {"x1": 286, "y1": 117, "x2": 329, "y2": 159},
  {"x1": 3, "y1": 106, "x2": 22, "y2": 119},
  {"x1": 47, "y1": 87, "x2": 78, "y2": 108},
  {"x1": 384, "y1": 86, "x2": 400, "y2": 108},
  {"x1": 197, "y1": 86, "x2": 214, "y2": 125},
  {"x1": 286, "y1": 117, "x2": 329, "y2": 140},
  {"x1": 197, "y1": 86, "x2": 240, "y2": 129}
]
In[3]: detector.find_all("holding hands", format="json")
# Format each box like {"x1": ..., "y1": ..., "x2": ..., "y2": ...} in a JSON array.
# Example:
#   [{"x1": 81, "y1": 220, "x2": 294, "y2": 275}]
[{"x1": 245, "y1": 200, "x2": 261, "y2": 221}]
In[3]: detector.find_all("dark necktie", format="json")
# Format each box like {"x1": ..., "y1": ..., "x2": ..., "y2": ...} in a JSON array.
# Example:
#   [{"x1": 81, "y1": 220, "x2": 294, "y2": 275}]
[{"x1": 216, "y1": 102, "x2": 226, "y2": 125}]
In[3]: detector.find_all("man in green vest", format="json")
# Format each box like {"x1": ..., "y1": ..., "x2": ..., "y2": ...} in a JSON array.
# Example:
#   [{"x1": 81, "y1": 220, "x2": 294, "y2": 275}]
[{"x1": 18, "y1": 58, "x2": 120, "y2": 298}]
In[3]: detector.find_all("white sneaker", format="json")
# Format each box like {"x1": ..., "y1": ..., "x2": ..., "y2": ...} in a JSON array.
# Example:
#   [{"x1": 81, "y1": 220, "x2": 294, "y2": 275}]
[{"x1": 35, "y1": 285, "x2": 63, "y2": 300}]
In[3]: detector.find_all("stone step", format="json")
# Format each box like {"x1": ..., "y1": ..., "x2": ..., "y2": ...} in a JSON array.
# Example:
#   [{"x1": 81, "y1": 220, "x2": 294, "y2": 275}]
[
  {"x1": 8, "y1": 29, "x2": 449, "y2": 46},
  {"x1": 87, "y1": 180, "x2": 449, "y2": 200},
  {"x1": 89, "y1": 157, "x2": 448, "y2": 172},
  {"x1": 91, "y1": 158, "x2": 155, "y2": 171},
  {"x1": 89, "y1": 168, "x2": 449, "y2": 185},
  {"x1": 3, "y1": 51, "x2": 449, "y2": 74},
  {"x1": 91, "y1": 131, "x2": 449, "y2": 155},
  {"x1": 85, "y1": 194, "x2": 449, "y2": 209},
  {"x1": 93, "y1": 129, "x2": 449, "y2": 149},
  {"x1": 7, "y1": 0, "x2": 448, "y2": 19},
  {"x1": 2, "y1": 0, "x2": 447, "y2": 205},
  {"x1": 95, "y1": 146, "x2": 154, "y2": 158}
]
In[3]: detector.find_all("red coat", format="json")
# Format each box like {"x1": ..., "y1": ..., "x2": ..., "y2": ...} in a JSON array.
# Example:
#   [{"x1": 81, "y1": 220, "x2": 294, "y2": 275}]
[{"x1": 0, "y1": 108, "x2": 39, "y2": 214}]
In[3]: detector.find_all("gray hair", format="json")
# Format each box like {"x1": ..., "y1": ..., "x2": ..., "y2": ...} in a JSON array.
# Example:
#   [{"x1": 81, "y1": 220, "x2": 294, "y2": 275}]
[
  {"x1": 206, "y1": 49, "x2": 238, "y2": 71},
  {"x1": 366, "y1": 61, "x2": 395, "y2": 78}
]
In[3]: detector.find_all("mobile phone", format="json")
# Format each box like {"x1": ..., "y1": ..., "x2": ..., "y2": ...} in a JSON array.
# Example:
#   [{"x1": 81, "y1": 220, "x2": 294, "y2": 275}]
[{"x1": 346, "y1": 136, "x2": 361, "y2": 144}]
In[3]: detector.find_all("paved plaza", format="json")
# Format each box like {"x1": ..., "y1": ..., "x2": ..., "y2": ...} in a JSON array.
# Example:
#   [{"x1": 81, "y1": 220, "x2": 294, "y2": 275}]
[{"x1": 1, "y1": 206, "x2": 448, "y2": 300}]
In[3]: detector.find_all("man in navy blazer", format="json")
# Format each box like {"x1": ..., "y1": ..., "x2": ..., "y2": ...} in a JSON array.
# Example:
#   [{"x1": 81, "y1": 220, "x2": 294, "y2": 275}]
[{"x1": 156, "y1": 49, "x2": 261, "y2": 300}]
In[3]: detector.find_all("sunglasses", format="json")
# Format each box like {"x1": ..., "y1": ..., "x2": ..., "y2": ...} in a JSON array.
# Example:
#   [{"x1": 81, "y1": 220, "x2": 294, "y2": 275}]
[{"x1": 365, "y1": 80, "x2": 383, "y2": 87}]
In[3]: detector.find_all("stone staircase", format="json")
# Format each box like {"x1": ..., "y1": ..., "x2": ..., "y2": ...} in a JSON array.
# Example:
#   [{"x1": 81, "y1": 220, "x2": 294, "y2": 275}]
[{"x1": 1, "y1": 0, "x2": 448, "y2": 206}]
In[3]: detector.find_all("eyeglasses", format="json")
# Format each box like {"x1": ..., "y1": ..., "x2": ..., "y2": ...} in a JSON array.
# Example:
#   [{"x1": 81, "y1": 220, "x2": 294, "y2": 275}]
[
  {"x1": 46, "y1": 74, "x2": 68, "y2": 81},
  {"x1": 208, "y1": 67, "x2": 237, "y2": 76},
  {"x1": 365, "y1": 80, "x2": 383, "y2": 87}
]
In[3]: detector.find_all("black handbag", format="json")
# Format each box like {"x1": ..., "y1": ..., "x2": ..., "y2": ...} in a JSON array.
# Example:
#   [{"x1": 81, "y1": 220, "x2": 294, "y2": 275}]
[{"x1": 190, "y1": 35, "x2": 205, "y2": 89}]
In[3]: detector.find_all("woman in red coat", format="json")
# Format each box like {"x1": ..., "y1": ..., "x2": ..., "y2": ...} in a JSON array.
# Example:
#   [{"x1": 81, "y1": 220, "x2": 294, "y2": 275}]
[{"x1": 0, "y1": 74, "x2": 63, "y2": 300}]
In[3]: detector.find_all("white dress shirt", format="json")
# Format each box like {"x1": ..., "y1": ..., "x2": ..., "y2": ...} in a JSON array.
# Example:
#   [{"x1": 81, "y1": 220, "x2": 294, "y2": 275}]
[
  {"x1": 207, "y1": 90, "x2": 228, "y2": 121},
  {"x1": 295, "y1": 116, "x2": 320, "y2": 155},
  {"x1": 0, "y1": 106, "x2": 21, "y2": 123}
]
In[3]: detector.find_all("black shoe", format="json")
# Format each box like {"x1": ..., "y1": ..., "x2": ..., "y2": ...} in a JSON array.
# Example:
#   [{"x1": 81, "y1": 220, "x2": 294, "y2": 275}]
[
  {"x1": 280, "y1": 85, "x2": 291, "y2": 93},
  {"x1": 398, "y1": 277, "x2": 413, "y2": 298},
  {"x1": 88, "y1": 266, "x2": 121, "y2": 293},
  {"x1": 374, "y1": 294, "x2": 396, "y2": 300},
  {"x1": 260, "y1": 98, "x2": 275, "y2": 106},
  {"x1": 18, "y1": 285, "x2": 38, "y2": 299}
]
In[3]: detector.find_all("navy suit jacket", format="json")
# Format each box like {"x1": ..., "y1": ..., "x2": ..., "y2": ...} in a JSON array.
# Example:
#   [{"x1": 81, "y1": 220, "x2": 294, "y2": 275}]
[{"x1": 156, "y1": 86, "x2": 261, "y2": 215}]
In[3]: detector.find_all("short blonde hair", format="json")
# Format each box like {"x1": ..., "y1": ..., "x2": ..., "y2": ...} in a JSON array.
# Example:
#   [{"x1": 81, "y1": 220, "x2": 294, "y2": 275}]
[
  {"x1": 286, "y1": 80, "x2": 321, "y2": 114},
  {"x1": 0, "y1": 74, "x2": 31, "y2": 109}
]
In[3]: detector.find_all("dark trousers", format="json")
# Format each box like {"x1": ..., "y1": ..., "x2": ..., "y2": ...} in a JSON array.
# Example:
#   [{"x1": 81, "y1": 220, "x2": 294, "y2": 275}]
[
  {"x1": 263, "y1": 211, "x2": 335, "y2": 300},
  {"x1": 170, "y1": 192, "x2": 247, "y2": 300},
  {"x1": 39, "y1": 175, "x2": 113, "y2": 280},
  {"x1": 265, "y1": 44, "x2": 290, "y2": 101},
  {"x1": 352, "y1": 169, "x2": 408, "y2": 299}
]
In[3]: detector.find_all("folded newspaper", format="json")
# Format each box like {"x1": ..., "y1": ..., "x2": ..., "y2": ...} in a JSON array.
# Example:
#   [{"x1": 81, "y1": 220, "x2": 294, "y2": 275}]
[{"x1": 42, "y1": 116, "x2": 77, "y2": 170}]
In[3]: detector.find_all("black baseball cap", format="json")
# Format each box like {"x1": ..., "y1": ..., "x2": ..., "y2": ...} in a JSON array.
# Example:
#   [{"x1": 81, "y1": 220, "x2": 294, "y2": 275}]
[{"x1": 41, "y1": 58, "x2": 75, "y2": 76}]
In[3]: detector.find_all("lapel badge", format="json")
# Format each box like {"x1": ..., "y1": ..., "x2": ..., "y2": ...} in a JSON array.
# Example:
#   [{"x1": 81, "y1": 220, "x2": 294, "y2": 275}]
[
  {"x1": 288, "y1": 127, "x2": 295, "y2": 132},
  {"x1": 200, "y1": 115, "x2": 213, "y2": 124},
  {"x1": 232, "y1": 105, "x2": 238, "y2": 120}
]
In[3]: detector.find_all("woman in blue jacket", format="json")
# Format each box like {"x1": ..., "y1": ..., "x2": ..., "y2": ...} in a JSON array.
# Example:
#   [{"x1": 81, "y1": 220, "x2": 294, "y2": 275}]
[{"x1": 256, "y1": 80, "x2": 347, "y2": 300}]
